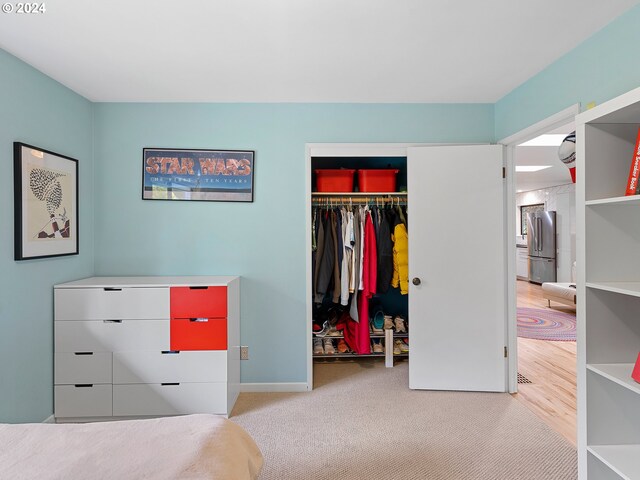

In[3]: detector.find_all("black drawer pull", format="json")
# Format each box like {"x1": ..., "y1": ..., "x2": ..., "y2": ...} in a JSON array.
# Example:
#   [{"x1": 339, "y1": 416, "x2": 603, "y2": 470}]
[
  {"x1": 161, "y1": 383, "x2": 180, "y2": 386},
  {"x1": 103, "y1": 287, "x2": 122, "y2": 291},
  {"x1": 74, "y1": 352, "x2": 94, "y2": 356},
  {"x1": 189, "y1": 318, "x2": 209, "y2": 322},
  {"x1": 161, "y1": 350, "x2": 180, "y2": 354},
  {"x1": 74, "y1": 384, "x2": 93, "y2": 388},
  {"x1": 189, "y1": 286, "x2": 208, "y2": 290},
  {"x1": 103, "y1": 319, "x2": 123, "y2": 323}
]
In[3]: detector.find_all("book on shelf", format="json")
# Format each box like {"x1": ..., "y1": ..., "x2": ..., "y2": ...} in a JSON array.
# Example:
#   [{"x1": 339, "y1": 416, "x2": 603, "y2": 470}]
[{"x1": 624, "y1": 126, "x2": 640, "y2": 195}]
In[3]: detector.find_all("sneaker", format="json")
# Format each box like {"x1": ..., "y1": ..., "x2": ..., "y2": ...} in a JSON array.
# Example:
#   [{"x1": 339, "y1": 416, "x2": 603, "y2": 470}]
[
  {"x1": 399, "y1": 338, "x2": 409, "y2": 353},
  {"x1": 394, "y1": 316, "x2": 407, "y2": 333},
  {"x1": 393, "y1": 339, "x2": 403, "y2": 355},
  {"x1": 337, "y1": 339, "x2": 349, "y2": 353},
  {"x1": 328, "y1": 326, "x2": 341, "y2": 337},
  {"x1": 372, "y1": 340, "x2": 384, "y2": 354},
  {"x1": 323, "y1": 338, "x2": 336, "y2": 354},
  {"x1": 313, "y1": 338, "x2": 324, "y2": 355},
  {"x1": 314, "y1": 320, "x2": 330, "y2": 337},
  {"x1": 371, "y1": 310, "x2": 385, "y2": 332},
  {"x1": 384, "y1": 315, "x2": 394, "y2": 330},
  {"x1": 371, "y1": 321, "x2": 384, "y2": 334}
]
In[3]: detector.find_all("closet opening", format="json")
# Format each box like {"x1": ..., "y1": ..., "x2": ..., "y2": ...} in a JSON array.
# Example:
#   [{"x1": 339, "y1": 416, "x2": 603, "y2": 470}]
[{"x1": 309, "y1": 153, "x2": 409, "y2": 386}]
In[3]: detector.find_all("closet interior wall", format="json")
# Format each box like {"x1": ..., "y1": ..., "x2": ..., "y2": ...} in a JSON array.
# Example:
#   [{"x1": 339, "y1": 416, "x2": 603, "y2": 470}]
[{"x1": 310, "y1": 156, "x2": 409, "y2": 364}]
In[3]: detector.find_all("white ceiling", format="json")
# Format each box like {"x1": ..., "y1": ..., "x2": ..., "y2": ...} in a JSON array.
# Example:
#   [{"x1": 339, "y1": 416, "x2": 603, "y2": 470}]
[
  {"x1": 515, "y1": 124, "x2": 575, "y2": 192},
  {"x1": 0, "y1": 1, "x2": 637, "y2": 102}
]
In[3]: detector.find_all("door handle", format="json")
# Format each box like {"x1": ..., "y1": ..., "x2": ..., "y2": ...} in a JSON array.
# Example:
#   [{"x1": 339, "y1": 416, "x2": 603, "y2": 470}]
[
  {"x1": 412, "y1": 278, "x2": 421, "y2": 286},
  {"x1": 537, "y1": 218, "x2": 543, "y2": 251}
]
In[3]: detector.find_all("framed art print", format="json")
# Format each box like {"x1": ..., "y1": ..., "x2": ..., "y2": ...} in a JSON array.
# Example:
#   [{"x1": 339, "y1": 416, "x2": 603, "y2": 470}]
[
  {"x1": 142, "y1": 148, "x2": 254, "y2": 202},
  {"x1": 14, "y1": 142, "x2": 79, "y2": 260}
]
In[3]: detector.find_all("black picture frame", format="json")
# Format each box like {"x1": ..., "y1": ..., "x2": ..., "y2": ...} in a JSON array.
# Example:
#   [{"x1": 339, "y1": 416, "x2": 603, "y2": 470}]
[
  {"x1": 14, "y1": 142, "x2": 79, "y2": 260},
  {"x1": 142, "y1": 148, "x2": 255, "y2": 202}
]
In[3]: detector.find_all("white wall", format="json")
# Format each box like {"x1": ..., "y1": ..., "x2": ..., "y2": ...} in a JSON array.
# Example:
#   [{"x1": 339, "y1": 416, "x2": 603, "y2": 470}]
[{"x1": 516, "y1": 183, "x2": 576, "y2": 282}]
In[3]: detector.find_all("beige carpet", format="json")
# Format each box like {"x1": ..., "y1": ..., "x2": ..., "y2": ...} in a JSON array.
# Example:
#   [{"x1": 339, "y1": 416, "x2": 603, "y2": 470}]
[{"x1": 231, "y1": 360, "x2": 577, "y2": 480}]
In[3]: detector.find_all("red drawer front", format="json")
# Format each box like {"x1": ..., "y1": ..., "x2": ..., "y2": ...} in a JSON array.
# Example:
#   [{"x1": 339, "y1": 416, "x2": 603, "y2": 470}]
[
  {"x1": 170, "y1": 286, "x2": 227, "y2": 319},
  {"x1": 170, "y1": 318, "x2": 227, "y2": 351}
]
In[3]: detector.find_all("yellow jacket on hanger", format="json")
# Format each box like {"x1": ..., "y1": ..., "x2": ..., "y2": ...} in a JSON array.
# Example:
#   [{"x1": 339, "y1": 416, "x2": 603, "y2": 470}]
[{"x1": 391, "y1": 223, "x2": 408, "y2": 295}]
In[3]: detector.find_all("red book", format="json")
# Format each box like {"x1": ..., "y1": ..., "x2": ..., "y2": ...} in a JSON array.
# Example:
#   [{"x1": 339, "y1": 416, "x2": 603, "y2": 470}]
[
  {"x1": 632, "y1": 352, "x2": 640, "y2": 383},
  {"x1": 624, "y1": 127, "x2": 640, "y2": 196}
]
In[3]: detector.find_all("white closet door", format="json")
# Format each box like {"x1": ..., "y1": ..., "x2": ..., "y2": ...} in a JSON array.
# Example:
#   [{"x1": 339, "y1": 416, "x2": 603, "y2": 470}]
[{"x1": 408, "y1": 145, "x2": 506, "y2": 392}]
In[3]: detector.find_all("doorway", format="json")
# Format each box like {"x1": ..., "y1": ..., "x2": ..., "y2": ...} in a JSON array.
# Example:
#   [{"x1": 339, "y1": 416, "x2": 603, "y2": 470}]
[{"x1": 501, "y1": 108, "x2": 578, "y2": 446}]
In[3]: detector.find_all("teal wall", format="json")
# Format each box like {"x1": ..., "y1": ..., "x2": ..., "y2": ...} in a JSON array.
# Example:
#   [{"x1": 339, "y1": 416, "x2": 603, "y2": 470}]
[
  {"x1": 0, "y1": 50, "x2": 94, "y2": 422},
  {"x1": 495, "y1": 4, "x2": 640, "y2": 140},
  {"x1": 92, "y1": 103, "x2": 494, "y2": 383}
]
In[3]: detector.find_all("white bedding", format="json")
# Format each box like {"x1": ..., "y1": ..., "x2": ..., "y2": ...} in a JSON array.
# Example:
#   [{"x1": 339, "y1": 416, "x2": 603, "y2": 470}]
[{"x1": 0, "y1": 414, "x2": 263, "y2": 480}]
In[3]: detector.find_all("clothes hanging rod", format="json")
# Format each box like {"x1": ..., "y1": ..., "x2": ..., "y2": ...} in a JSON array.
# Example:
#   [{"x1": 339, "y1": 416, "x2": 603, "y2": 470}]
[
  {"x1": 312, "y1": 197, "x2": 407, "y2": 205},
  {"x1": 312, "y1": 192, "x2": 407, "y2": 196}
]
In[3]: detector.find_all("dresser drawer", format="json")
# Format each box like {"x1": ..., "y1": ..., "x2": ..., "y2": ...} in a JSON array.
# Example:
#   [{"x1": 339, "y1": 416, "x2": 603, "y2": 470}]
[
  {"x1": 113, "y1": 383, "x2": 227, "y2": 416},
  {"x1": 55, "y1": 384, "x2": 112, "y2": 418},
  {"x1": 113, "y1": 350, "x2": 227, "y2": 384},
  {"x1": 55, "y1": 287, "x2": 169, "y2": 320},
  {"x1": 55, "y1": 320, "x2": 169, "y2": 352},
  {"x1": 55, "y1": 352, "x2": 112, "y2": 385},
  {"x1": 170, "y1": 318, "x2": 227, "y2": 351},
  {"x1": 170, "y1": 286, "x2": 227, "y2": 319}
]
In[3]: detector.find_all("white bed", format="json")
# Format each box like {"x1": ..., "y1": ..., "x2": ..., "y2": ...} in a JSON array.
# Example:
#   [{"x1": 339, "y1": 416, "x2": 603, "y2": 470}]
[{"x1": 0, "y1": 414, "x2": 263, "y2": 480}]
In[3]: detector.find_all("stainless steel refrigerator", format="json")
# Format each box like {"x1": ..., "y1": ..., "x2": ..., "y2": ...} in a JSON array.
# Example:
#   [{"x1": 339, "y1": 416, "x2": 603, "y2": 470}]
[{"x1": 526, "y1": 210, "x2": 557, "y2": 284}]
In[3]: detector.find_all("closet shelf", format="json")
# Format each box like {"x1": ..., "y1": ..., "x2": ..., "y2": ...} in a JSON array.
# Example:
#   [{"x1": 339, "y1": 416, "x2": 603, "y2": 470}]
[
  {"x1": 586, "y1": 195, "x2": 640, "y2": 207},
  {"x1": 313, "y1": 333, "x2": 409, "y2": 339},
  {"x1": 313, "y1": 352, "x2": 409, "y2": 359}
]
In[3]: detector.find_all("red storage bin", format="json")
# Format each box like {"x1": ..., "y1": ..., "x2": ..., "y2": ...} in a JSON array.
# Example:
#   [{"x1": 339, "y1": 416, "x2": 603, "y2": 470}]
[
  {"x1": 315, "y1": 169, "x2": 356, "y2": 192},
  {"x1": 170, "y1": 318, "x2": 227, "y2": 351},
  {"x1": 357, "y1": 169, "x2": 399, "y2": 192}
]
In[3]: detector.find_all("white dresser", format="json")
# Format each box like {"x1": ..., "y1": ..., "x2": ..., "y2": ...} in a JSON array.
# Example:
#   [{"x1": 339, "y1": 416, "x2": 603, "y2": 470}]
[{"x1": 54, "y1": 276, "x2": 240, "y2": 421}]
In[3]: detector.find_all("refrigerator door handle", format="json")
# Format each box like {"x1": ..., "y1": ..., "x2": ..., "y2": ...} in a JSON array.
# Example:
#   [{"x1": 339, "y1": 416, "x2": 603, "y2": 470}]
[{"x1": 537, "y1": 217, "x2": 543, "y2": 252}]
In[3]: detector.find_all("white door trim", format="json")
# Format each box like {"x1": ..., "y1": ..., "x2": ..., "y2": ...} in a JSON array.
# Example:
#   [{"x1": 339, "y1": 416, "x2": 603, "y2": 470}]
[
  {"x1": 497, "y1": 103, "x2": 580, "y2": 393},
  {"x1": 305, "y1": 142, "x2": 479, "y2": 390}
]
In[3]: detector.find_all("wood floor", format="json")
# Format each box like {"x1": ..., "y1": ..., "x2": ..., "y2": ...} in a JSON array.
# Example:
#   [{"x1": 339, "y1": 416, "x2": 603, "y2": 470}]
[{"x1": 512, "y1": 279, "x2": 576, "y2": 446}]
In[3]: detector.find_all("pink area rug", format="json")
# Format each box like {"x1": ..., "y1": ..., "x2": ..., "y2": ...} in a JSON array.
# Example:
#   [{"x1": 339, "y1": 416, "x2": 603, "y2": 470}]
[{"x1": 517, "y1": 307, "x2": 576, "y2": 341}]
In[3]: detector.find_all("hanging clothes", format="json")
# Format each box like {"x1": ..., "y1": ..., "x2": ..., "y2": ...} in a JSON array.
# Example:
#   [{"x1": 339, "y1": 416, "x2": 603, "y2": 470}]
[
  {"x1": 340, "y1": 208, "x2": 353, "y2": 306},
  {"x1": 348, "y1": 207, "x2": 361, "y2": 322},
  {"x1": 330, "y1": 209, "x2": 341, "y2": 303},
  {"x1": 391, "y1": 213, "x2": 409, "y2": 295},
  {"x1": 315, "y1": 211, "x2": 335, "y2": 303},
  {"x1": 313, "y1": 210, "x2": 326, "y2": 303},
  {"x1": 376, "y1": 208, "x2": 394, "y2": 293},
  {"x1": 354, "y1": 210, "x2": 377, "y2": 354}
]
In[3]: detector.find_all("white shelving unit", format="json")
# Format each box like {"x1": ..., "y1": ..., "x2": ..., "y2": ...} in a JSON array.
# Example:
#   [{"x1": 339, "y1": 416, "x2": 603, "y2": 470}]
[{"x1": 577, "y1": 85, "x2": 640, "y2": 479}]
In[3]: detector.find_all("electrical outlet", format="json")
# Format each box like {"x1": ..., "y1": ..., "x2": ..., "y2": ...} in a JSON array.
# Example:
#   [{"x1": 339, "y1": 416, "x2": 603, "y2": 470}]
[{"x1": 240, "y1": 346, "x2": 249, "y2": 360}]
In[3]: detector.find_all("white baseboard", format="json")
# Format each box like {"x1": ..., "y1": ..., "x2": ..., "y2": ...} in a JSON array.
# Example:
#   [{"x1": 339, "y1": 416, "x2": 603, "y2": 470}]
[
  {"x1": 42, "y1": 415, "x2": 55, "y2": 424},
  {"x1": 239, "y1": 382, "x2": 309, "y2": 393}
]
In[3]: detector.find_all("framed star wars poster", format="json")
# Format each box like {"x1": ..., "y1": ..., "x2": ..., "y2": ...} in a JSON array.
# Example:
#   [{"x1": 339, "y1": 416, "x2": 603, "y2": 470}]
[
  {"x1": 14, "y1": 142, "x2": 79, "y2": 260},
  {"x1": 142, "y1": 148, "x2": 254, "y2": 202}
]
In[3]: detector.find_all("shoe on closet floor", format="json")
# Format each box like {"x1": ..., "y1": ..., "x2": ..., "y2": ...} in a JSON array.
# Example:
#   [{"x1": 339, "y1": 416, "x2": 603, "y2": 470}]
[
  {"x1": 394, "y1": 316, "x2": 407, "y2": 333},
  {"x1": 393, "y1": 339, "x2": 403, "y2": 355},
  {"x1": 384, "y1": 315, "x2": 394, "y2": 330},
  {"x1": 372, "y1": 340, "x2": 384, "y2": 354},
  {"x1": 328, "y1": 326, "x2": 341, "y2": 337},
  {"x1": 313, "y1": 338, "x2": 324, "y2": 355},
  {"x1": 399, "y1": 338, "x2": 409, "y2": 353},
  {"x1": 371, "y1": 310, "x2": 385, "y2": 333},
  {"x1": 323, "y1": 338, "x2": 336, "y2": 354},
  {"x1": 337, "y1": 339, "x2": 349, "y2": 353},
  {"x1": 314, "y1": 320, "x2": 330, "y2": 337}
]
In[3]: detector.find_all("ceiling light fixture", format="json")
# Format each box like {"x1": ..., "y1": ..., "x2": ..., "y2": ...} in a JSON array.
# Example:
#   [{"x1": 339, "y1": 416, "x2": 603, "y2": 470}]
[
  {"x1": 518, "y1": 134, "x2": 568, "y2": 147},
  {"x1": 515, "y1": 166, "x2": 552, "y2": 172}
]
